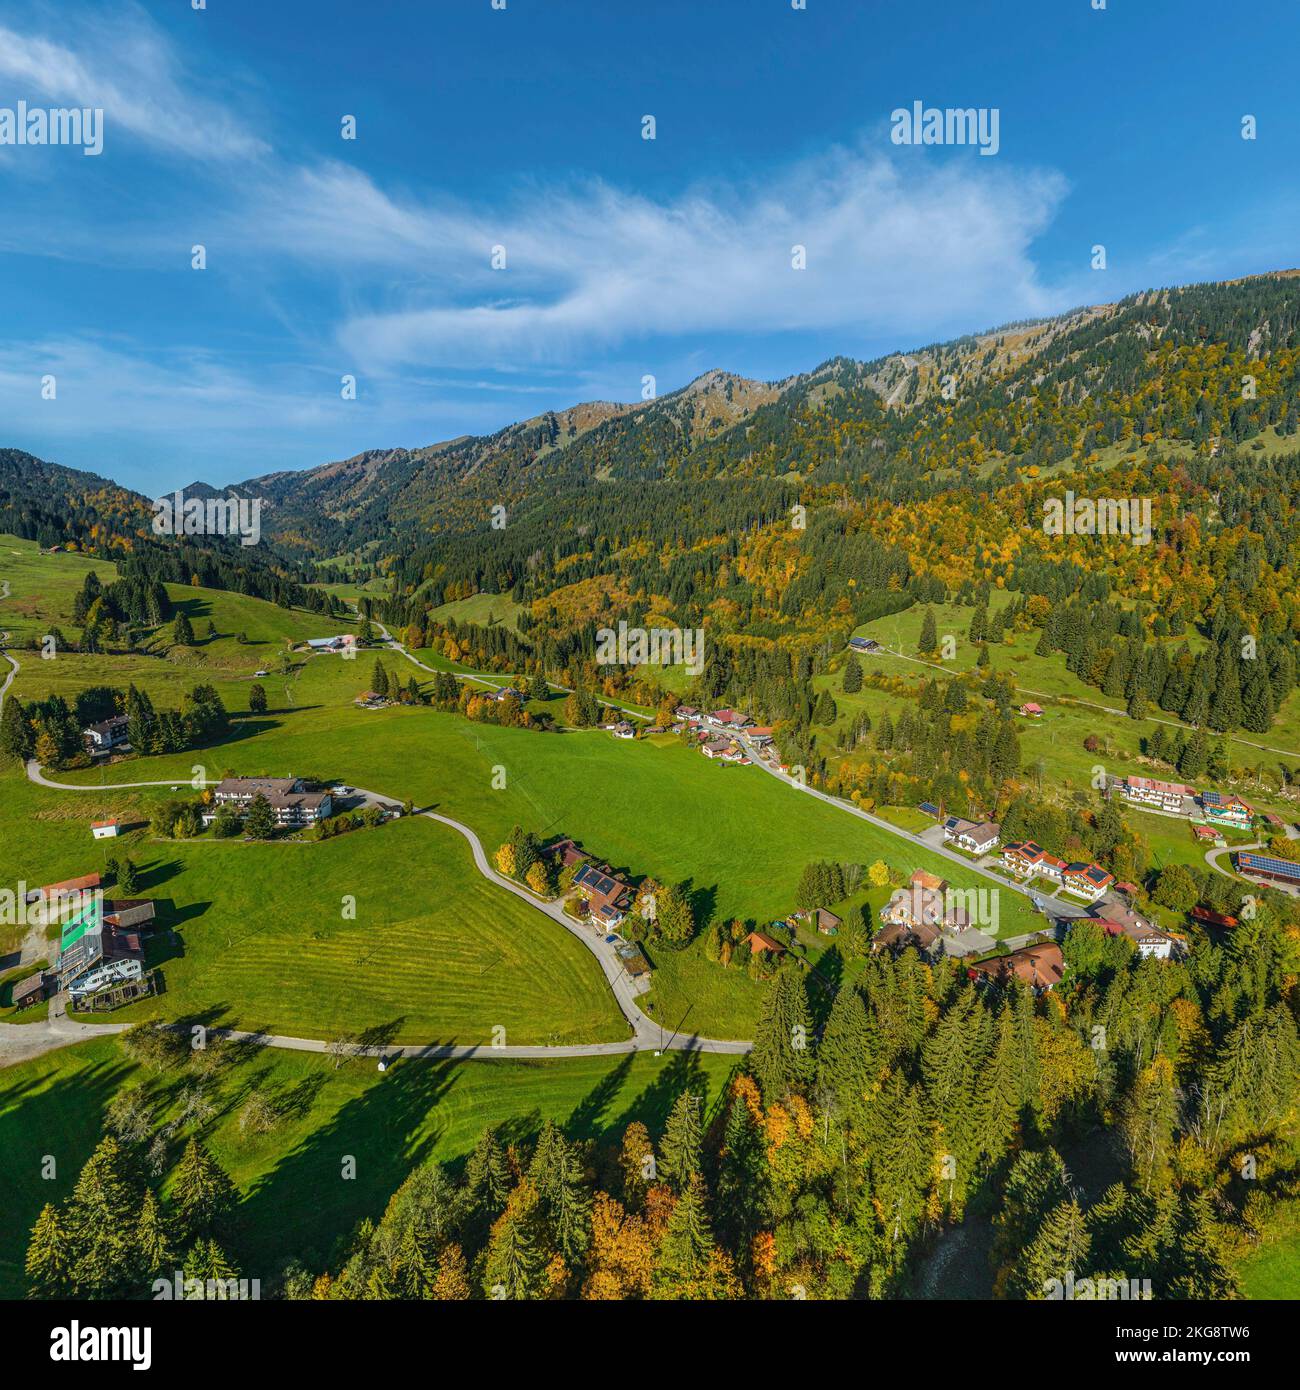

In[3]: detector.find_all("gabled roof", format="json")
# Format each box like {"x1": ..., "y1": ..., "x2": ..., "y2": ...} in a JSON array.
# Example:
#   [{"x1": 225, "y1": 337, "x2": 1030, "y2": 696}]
[
  {"x1": 746, "y1": 931, "x2": 785, "y2": 954},
  {"x1": 1237, "y1": 852, "x2": 1300, "y2": 881}
]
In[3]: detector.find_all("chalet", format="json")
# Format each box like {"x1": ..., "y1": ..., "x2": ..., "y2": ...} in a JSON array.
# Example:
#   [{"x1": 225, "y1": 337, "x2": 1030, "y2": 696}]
[
  {"x1": 1062, "y1": 862, "x2": 1115, "y2": 900},
  {"x1": 1121, "y1": 776, "x2": 1193, "y2": 813},
  {"x1": 353, "y1": 691, "x2": 387, "y2": 708},
  {"x1": 572, "y1": 862, "x2": 635, "y2": 930},
  {"x1": 608, "y1": 721, "x2": 636, "y2": 739},
  {"x1": 10, "y1": 971, "x2": 53, "y2": 1010},
  {"x1": 306, "y1": 635, "x2": 356, "y2": 652},
  {"x1": 1201, "y1": 792, "x2": 1253, "y2": 830},
  {"x1": 848, "y1": 636, "x2": 879, "y2": 653},
  {"x1": 701, "y1": 737, "x2": 734, "y2": 760},
  {"x1": 968, "y1": 942, "x2": 1064, "y2": 992},
  {"x1": 83, "y1": 715, "x2": 129, "y2": 752},
  {"x1": 1235, "y1": 852, "x2": 1300, "y2": 888},
  {"x1": 675, "y1": 705, "x2": 701, "y2": 723},
  {"x1": 878, "y1": 870, "x2": 952, "y2": 934},
  {"x1": 56, "y1": 894, "x2": 145, "y2": 1000},
  {"x1": 943, "y1": 817, "x2": 1000, "y2": 854},
  {"x1": 708, "y1": 708, "x2": 754, "y2": 731},
  {"x1": 1193, "y1": 824, "x2": 1226, "y2": 847},
  {"x1": 746, "y1": 931, "x2": 785, "y2": 957},
  {"x1": 747, "y1": 727, "x2": 775, "y2": 747},
  {"x1": 90, "y1": 820, "x2": 121, "y2": 840},
  {"x1": 1019, "y1": 702, "x2": 1043, "y2": 718},
  {"x1": 494, "y1": 687, "x2": 526, "y2": 704},
  {"x1": 813, "y1": 908, "x2": 841, "y2": 936},
  {"x1": 1001, "y1": 841, "x2": 1064, "y2": 880},
  {"x1": 1092, "y1": 915, "x2": 1180, "y2": 960}
]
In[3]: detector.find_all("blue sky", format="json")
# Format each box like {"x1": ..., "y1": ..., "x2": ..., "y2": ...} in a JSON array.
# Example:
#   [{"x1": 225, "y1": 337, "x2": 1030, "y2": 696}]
[{"x1": 0, "y1": 0, "x2": 1297, "y2": 494}]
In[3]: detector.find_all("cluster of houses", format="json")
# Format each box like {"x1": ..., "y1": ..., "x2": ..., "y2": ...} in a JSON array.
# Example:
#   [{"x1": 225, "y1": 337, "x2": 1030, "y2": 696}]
[
  {"x1": 869, "y1": 863, "x2": 1185, "y2": 989},
  {"x1": 670, "y1": 705, "x2": 777, "y2": 765},
  {"x1": 1001, "y1": 841, "x2": 1115, "y2": 901},
  {"x1": 1117, "y1": 775, "x2": 1258, "y2": 833},
  {"x1": 204, "y1": 776, "x2": 333, "y2": 828},
  {"x1": 11, "y1": 873, "x2": 158, "y2": 1010}
]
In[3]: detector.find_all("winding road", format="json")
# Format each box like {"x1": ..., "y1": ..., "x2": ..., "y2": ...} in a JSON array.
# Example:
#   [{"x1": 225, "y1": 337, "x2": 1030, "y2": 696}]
[{"x1": 9, "y1": 759, "x2": 751, "y2": 1065}]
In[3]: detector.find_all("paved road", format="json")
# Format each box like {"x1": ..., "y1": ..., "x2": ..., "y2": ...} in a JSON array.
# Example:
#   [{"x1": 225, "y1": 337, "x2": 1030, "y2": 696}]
[
  {"x1": 17, "y1": 761, "x2": 751, "y2": 1065},
  {"x1": 734, "y1": 731, "x2": 1092, "y2": 925},
  {"x1": 1204, "y1": 841, "x2": 1260, "y2": 880}
]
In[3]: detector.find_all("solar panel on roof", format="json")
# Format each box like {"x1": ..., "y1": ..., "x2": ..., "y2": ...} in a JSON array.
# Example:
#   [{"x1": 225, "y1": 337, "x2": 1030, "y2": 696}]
[{"x1": 1239, "y1": 854, "x2": 1300, "y2": 878}]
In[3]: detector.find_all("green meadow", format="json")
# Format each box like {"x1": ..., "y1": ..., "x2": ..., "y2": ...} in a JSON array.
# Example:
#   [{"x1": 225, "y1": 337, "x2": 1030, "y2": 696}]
[
  {"x1": 3, "y1": 538, "x2": 1042, "y2": 1040},
  {"x1": 0, "y1": 1035, "x2": 738, "y2": 1297},
  {"x1": 0, "y1": 763, "x2": 625, "y2": 1046}
]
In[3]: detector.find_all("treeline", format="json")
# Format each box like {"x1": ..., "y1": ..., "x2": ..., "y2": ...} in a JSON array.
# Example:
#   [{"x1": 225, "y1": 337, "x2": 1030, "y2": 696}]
[{"x1": 0, "y1": 682, "x2": 229, "y2": 768}]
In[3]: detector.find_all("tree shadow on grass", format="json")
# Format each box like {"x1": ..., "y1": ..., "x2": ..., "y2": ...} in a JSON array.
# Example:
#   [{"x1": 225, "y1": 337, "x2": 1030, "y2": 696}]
[
  {"x1": 0, "y1": 1050, "x2": 137, "y2": 1297},
  {"x1": 234, "y1": 1050, "x2": 462, "y2": 1283}
]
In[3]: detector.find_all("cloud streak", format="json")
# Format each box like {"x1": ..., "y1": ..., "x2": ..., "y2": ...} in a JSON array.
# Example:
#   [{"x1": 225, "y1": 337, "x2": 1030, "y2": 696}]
[
  {"x1": 0, "y1": 9, "x2": 266, "y2": 161},
  {"x1": 297, "y1": 149, "x2": 1072, "y2": 368}
]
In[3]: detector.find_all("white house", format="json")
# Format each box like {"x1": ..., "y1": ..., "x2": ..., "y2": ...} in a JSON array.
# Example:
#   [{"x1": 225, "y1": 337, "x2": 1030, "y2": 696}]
[
  {"x1": 83, "y1": 716, "x2": 129, "y2": 753},
  {"x1": 90, "y1": 820, "x2": 120, "y2": 840}
]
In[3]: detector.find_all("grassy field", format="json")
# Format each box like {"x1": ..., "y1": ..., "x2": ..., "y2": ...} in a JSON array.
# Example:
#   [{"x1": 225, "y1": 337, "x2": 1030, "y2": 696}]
[
  {"x1": 4, "y1": 539, "x2": 1041, "y2": 1038},
  {"x1": 428, "y1": 592, "x2": 527, "y2": 631},
  {"x1": 0, "y1": 1035, "x2": 739, "y2": 1297},
  {"x1": 1236, "y1": 1208, "x2": 1300, "y2": 1299},
  {"x1": 0, "y1": 762, "x2": 625, "y2": 1046}
]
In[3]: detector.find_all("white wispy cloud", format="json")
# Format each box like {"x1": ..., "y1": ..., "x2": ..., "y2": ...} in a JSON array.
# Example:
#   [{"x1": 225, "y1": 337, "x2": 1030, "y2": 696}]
[
  {"x1": 0, "y1": 8, "x2": 267, "y2": 161},
  {"x1": 289, "y1": 149, "x2": 1072, "y2": 368}
]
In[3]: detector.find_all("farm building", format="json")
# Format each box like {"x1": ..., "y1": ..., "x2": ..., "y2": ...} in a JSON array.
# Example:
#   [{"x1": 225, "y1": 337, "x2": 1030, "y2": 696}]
[
  {"x1": 90, "y1": 820, "x2": 121, "y2": 839},
  {"x1": 1062, "y1": 862, "x2": 1115, "y2": 900},
  {"x1": 746, "y1": 931, "x2": 785, "y2": 957},
  {"x1": 1235, "y1": 852, "x2": 1300, "y2": 887}
]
